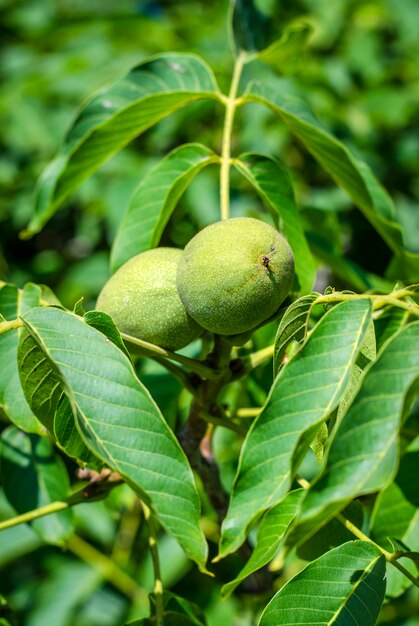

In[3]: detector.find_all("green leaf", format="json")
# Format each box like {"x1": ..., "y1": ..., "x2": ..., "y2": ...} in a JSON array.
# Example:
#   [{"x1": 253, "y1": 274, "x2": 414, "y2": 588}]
[
  {"x1": 0, "y1": 283, "x2": 42, "y2": 434},
  {"x1": 0, "y1": 426, "x2": 73, "y2": 544},
  {"x1": 374, "y1": 306, "x2": 409, "y2": 352},
  {"x1": 222, "y1": 489, "x2": 304, "y2": 599},
  {"x1": 371, "y1": 483, "x2": 418, "y2": 552},
  {"x1": 111, "y1": 143, "x2": 219, "y2": 272},
  {"x1": 296, "y1": 501, "x2": 363, "y2": 562},
  {"x1": 234, "y1": 153, "x2": 316, "y2": 294},
  {"x1": 18, "y1": 329, "x2": 65, "y2": 434},
  {"x1": 217, "y1": 298, "x2": 372, "y2": 559},
  {"x1": 371, "y1": 480, "x2": 419, "y2": 598},
  {"x1": 258, "y1": 541, "x2": 386, "y2": 626},
  {"x1": 336, "y1": 317, "x2": 376, "y2": 424},
  {"x1": 273, "y1": 293, "x2": 319, "y2": 375},
  {"x1": 25, "y1": 560, "x2": 102, "y2": 626},
  {"x1": 295, "y1": 321, "x2": 419, "y2": 541},
  {"x1": 83, "y1": 310, "x2": 131, "y2": 358},
  {"x1": 243, "y1": 82, "x2": 419, "y2": 276},
  {"x1": 54, "y1": 396, "x2": 97, "y2": 465},
  {"x1": 0, "y1": 491, "x2": 43, "y2": 567},
  {"x1": 256, "y1": 23, "x2": 313, "y2": 73},
  {"x1": 370, "y1": 448, "x2": 419, "y2": 598},
  {"x1": 23, "y1": 54, "x2": 220, "y2": 238},
  {"x1": 150, "y1": 591, "x2": 207, "y2": 626},
  {"x1": 230, "y1": 0, "x2": 270, "y2": 54},
  {"x1": 18, "y1": 315, "x2": 100, "y2": 464},
  {"x1": 19, "y1": 306, "x2": 208, "y2": 571}
]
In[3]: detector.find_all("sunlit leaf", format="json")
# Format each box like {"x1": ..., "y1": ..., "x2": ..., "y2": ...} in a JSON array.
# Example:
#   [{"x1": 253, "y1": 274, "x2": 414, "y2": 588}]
[
  {"x1": 111, "y1": 143, "x2": 219, "y2": 272},
  {"x1": 217, "y1": 299, "x2": 372, "y2": 559},
  {"x1": 19, "y1": 307, "x2": 208, "y2": 570},
  {"x1": 24, "y1": 54, "x2": 220, "y2": 237},
  {"x1": 258, "y1": 541, "x2": 386, "y2": 626},
  {"x1": 295, "y1": 322, "x2": 419, "y2": 542}
]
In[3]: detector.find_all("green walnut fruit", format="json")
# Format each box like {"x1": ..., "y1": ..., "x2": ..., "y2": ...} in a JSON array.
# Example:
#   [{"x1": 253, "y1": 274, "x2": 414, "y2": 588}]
[
  {"x1": 177, "y1": 217, "x2": 294, "y2": 335},
  {"x1": 96, "y1": 247, "x2": 203, "y2": 351}
]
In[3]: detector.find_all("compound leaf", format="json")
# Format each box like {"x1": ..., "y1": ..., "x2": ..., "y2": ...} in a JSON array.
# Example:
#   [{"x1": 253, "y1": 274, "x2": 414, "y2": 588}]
[
  {"x1": 235, "y1": 153, "x2": 316, "y2": 294},
  {"x1": 19, "y1": 307, "x2": 208, "y2": 570},
  {"x1": 111, "y1": 143, "x2": 219, "y2": 272},
  {"x1": 258, "y1": 541, "x2": 386, "y2": 626},
  {"x1": 217, "y1": 298, "x2": 372, "y2": 559},
  {"x1": 24, "y1": 54, "x2": 220, "y2": 237}
]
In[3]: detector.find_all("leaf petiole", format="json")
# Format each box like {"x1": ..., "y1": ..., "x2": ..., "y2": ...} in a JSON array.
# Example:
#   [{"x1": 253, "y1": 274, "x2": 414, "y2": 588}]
[
  {"x1": 0, "y1": 319, "x2": 23, "y2": 335},
  {"x1": 220, "y1": 52, "x2": 246, "y2": 220}
]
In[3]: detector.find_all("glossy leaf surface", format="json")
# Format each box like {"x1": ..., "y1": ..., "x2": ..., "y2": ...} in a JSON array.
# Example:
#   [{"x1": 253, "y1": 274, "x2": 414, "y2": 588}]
[
  {"x1": 296, "y1": 321, "x2": 419, "y2": 539},
  {"x1": 19, "y1": 307, "x2": 208, "y2": 570},
  {"x1": 258, "y1": 541, "x2": 386, "y2": 626},
  {"x1": 218, "y1": 298, "x2": 372, "y2": 559}
]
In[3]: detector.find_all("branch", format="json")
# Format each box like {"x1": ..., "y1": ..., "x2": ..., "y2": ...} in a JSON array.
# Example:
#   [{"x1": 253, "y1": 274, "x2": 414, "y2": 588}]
[
  {"x1": 121, "y1": 332, "x2": 220, "y2": 379},
  {"x1": 295, "y1": 477, "x2": 419, "y2": 589},
  {"x1": 0, "y1": 470, "x2": 122, "y2": 532},
  {"x1": 336, "y1": 513, "x2": 419, "y2": 589},
  {"x1": 0, "y1": 319, "x2": 23, "y2": 335}
]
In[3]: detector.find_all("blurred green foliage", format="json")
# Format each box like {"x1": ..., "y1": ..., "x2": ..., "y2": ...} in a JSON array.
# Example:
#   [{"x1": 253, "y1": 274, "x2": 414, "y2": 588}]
[{"x1": 0, "y1": 0, "x2": 418, "y2": 624}]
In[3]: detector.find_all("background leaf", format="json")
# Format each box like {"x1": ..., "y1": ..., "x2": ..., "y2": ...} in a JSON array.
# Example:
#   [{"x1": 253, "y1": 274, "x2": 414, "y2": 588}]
[
  {"x1": 24, "y1": 54, "x2": 220, "y2": 237},
  {"x1": 230, "y1": 0, "x2": 270, "y2": 54},
  {"x1": 0, "y1": 426, "x2": 73, "y2": 544},
  {"x1": 258, "y1": 541, "x2": 386, "y2": 626},
  {"x1": 295, "y1": 321, "x2": 419, "y2": 542},
  {"x1": 19, "y1": 306, "x2": 208, "y2": 570},
  {"x1": 256, "y1": 23, "x2": 313, "y2": 73},
  {"x1": 234, "y1": 153, "x2": 316, "y2": 294},
  {"x1": 111, "y1": 143, "x2": 219, "y2": 272},
  {"x1": 218, "y1": 298, "x2": 372, "y2": 559},
  {"x1": 24, "y1": 560, "x2": 102, "y2": 626}
]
